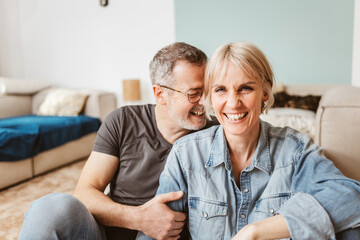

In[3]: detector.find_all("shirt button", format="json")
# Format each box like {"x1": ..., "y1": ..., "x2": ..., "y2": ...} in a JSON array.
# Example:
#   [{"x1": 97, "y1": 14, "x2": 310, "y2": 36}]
[
  {"x1": 243, "y1": 188, "x2": 249, "y2": 193},
  {"x1": 240, "y1": 214, "x2": 246, "y2": 219},
  {"x1": 203, "y1": 212, "x2": 208, "y2": 218},
  {"x1": 269, "y1": 208, "x2": 274, "y2": 214}
]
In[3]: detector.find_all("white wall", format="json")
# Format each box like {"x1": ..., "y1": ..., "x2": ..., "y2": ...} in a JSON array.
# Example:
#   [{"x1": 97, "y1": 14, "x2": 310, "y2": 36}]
[
  {"x1": 0, "y1": 0, "x2": 25, "y2": 78},
  {"x1": 353, "y1": 0, "x2": 360, "y2": 87},
  {"x1": 1, "y1": 0, "x2": 359, "y2": 104},
  {"x1": 0, "y1": 0, "x2": 175, "y2": 106}
]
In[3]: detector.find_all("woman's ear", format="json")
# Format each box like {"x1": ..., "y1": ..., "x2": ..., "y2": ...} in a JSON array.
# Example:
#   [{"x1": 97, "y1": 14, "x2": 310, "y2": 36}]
[
  {"x1": 262, "y1": 90, "x2": 269, "y2": 102},
  {"x1": 153, "y1": 85, "x2": 166, "y2": 105}
]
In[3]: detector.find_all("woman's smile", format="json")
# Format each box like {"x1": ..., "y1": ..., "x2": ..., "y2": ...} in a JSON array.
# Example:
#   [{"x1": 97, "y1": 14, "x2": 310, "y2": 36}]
[{"x1": 223, "y1": 112, "x2": 248, "y2": 122}]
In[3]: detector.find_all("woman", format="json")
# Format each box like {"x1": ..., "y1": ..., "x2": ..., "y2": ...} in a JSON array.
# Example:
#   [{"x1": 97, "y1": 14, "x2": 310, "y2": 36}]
[{"x1": 138, "y1": 41, "x2": 360, "y2": 240}]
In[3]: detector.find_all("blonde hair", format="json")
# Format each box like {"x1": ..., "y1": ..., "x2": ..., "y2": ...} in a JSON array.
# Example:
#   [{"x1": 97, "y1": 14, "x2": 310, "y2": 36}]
[{"x1": 204, "y1": 41, "x2": 274, "y2": 118}]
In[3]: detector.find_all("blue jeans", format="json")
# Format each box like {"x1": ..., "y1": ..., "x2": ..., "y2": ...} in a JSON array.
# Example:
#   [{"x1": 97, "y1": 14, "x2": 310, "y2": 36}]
[
  {"x1": 336, "y1": 226, "x2": 360, "y2": 240},
  {"x1": 19, "y1": 193, "x2": 360, "y2": 240},
  {"x1": 19, "y1": 193, "x2": 106, "y2": 240}
]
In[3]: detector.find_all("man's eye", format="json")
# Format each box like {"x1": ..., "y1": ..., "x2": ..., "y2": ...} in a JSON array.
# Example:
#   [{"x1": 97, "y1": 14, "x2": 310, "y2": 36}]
[
  {"x1": 188, "y1": 93, "x2": 200, "y2": 98},
  {"x1": 188, "y1": 89, "x2": 202, "y2": 95}
]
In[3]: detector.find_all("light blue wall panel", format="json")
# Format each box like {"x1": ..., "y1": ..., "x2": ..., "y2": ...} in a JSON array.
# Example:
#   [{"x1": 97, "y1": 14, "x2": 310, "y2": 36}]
[{"x1": 175, "y1": 0, "x2": 354, "y2": 84}]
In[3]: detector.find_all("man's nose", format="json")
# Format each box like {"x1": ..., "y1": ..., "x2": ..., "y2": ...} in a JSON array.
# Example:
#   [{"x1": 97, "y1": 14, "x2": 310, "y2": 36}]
[{"x1": 198, "y1": 93, "x2": 205, "y2": 105}]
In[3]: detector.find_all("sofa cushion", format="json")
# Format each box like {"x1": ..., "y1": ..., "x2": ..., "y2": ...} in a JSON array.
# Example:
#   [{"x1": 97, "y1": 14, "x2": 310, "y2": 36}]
[
  {"x1": 0, "y1": 95, "x2": 32, "y2": 119},
  {"x1": 37, "y1": 89, "x2": 88, "y2": 116},
  {"x1": 0, "y1": 115, "x2": 100, "y2": 161},
  {"x1": 261, "y1": 108, "x2": 316, "y2": 139}
]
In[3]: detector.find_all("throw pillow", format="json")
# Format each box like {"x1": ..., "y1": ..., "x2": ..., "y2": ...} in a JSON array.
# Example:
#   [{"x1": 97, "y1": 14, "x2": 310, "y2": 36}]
[
  {"x1": 272, "y1": 91, "x2": 321, "y2": 112},
  {"x1": 37, "y1": 88, "x2": 88, "y2": 116}
]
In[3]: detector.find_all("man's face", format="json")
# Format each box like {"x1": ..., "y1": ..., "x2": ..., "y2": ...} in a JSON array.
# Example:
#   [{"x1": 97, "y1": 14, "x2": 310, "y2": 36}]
[{"x1": 166, "y1": 61, "x2": 206, "y2": 130}]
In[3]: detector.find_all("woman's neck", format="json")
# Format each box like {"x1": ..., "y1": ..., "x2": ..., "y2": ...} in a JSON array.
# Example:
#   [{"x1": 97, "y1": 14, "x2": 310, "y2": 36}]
[
  {"x1": 226, "y1": 122, "x2": 260, "y2": 160},
  {"x1": 225, "y1": 122, "x2": 261, "y2": 186}
]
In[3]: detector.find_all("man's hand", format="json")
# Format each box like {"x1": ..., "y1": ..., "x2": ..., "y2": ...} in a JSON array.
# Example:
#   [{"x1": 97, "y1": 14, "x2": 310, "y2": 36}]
[{"x1": 137, "y1": 191, "x2": 186, "y2": 240}]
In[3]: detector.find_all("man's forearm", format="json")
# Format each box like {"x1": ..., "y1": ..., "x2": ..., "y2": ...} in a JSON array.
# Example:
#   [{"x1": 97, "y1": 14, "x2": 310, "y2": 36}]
[
  {"x1": 74, "y1": 187, "x2": 139, "y2": 230},
  {"x1": 74, "y1": 187, "x2": 186, "y2": 239}
]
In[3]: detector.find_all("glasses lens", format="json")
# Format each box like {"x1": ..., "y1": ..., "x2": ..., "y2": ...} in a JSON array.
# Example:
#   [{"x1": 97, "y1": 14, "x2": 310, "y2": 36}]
[{"x1": 188, "y1": 89, "x2": 202, "y2": 103}]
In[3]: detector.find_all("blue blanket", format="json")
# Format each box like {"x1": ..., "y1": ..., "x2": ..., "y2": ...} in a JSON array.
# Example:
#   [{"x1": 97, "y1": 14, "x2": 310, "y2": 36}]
[{"x1": 0, "y1": 115, "x2": 101, "y2": 162}]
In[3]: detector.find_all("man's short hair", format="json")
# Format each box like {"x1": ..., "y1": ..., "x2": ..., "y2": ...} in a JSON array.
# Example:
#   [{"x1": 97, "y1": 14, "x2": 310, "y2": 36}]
[{"x1": 149, "y1": 42, "x2": 207, "y2": 86}]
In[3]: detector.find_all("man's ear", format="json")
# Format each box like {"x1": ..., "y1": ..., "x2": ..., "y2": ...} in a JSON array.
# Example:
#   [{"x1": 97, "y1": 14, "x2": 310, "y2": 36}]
[{"x1": 153, "y1": 85, "x2": 167, "y2": 105}]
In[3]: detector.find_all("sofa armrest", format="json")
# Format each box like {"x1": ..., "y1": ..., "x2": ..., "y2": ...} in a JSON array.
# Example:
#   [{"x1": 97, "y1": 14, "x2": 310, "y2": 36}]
[
  {"x1": 315, "y1": 86, "x2": 360, "y2": 181},
  {"x1": 81, "y1": 89, "x2": 117, "y2": 122},
  {"x1": 32, "y1": 88, "x2": 117, "y2": 122}
]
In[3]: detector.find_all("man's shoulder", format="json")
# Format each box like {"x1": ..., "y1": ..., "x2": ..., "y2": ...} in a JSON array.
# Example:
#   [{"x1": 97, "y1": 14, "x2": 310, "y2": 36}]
[
  {"x1": 106, "y1": 104, "x2": 155, "y2": 121},
  {"x1": 119, "y1": 104, "x2": 155, "y2": 115}
]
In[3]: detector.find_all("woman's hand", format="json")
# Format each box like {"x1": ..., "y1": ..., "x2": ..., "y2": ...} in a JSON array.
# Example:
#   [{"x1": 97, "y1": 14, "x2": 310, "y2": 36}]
[{"x1": 232, "y1": 214, "x2": 290, "y2": 240}]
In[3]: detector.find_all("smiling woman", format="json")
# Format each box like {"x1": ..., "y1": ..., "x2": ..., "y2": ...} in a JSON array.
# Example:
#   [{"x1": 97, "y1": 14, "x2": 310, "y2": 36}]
[{"x1": 137, "y1": 41, "x2": 360, "y2": 240}]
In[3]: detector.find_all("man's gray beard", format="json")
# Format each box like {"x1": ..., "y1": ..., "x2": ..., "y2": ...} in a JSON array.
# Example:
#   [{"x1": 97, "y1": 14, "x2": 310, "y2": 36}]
[
  {"x1": 176, "y1": 115, "x2": 205, "y2": 131},
  {"x1": 168, "y1": 102, "x2": 206, "y2": 131}
]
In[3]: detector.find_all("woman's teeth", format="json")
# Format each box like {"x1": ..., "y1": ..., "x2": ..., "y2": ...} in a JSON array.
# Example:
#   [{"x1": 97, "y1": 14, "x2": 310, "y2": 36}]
[{"x1": 225, "y1": 112, "x2": 247, "y2": 121}]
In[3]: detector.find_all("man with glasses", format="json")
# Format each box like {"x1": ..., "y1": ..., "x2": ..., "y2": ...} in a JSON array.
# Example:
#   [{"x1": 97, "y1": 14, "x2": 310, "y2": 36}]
[{"x1": 20, "y1": 42, "x2": 218, "y2": 240}]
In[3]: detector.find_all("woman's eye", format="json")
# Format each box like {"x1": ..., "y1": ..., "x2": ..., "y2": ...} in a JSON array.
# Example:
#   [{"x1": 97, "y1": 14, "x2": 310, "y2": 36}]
[
  {"x1": 215, "y1": 88, "x2": 225, "y2": 93},
  {"x1": 241, "y1": 86, "x2": 253, "y2": 92}
]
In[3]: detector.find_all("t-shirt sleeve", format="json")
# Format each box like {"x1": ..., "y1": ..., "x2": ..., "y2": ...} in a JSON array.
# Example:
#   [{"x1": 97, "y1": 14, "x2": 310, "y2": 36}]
[{"x1": 93, "y1": 109, "x2": 122, "y2": 157}]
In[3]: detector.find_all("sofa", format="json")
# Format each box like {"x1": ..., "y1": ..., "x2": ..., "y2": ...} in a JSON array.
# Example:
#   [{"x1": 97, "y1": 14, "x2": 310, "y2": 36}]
[
  {"x1": 0, "y1": 81, "x2": 117, "y2": 190},
  {"x1": 262, "y1": 84, "x2": 360, "y2": 182}
]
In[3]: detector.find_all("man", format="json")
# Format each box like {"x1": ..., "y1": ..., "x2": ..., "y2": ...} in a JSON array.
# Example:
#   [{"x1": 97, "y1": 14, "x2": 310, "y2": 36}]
[{"x1": 19, "y1": 42, "x2": 217, "y2": 240}]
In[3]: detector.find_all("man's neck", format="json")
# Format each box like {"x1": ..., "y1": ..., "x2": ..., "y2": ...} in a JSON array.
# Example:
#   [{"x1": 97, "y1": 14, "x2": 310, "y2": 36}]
[{"x1": 154, "y1": 105, "x2": 191, "y2": 144}]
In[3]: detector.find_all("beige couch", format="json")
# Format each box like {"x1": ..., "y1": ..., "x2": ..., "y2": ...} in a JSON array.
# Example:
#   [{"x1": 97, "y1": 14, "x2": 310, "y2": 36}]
[
  {"x1": 315, "y1": 86, "x2": 360, "y2": 182},
  {"x1": 264, "y1": 84, "x2": 360, "y2": 182},
  {"x1": 0, "y1": 87, "x2": 117, "y2": 190}
]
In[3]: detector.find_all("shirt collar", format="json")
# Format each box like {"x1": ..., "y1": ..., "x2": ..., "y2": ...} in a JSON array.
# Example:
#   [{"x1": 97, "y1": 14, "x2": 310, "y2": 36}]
[
  {"x1": 205, "y1": 126, "x2": 231, "y2": 170},
  {"x1": 251, "y1": 120, "x2": 272, "y2": 174},
  {"x1": 205, "y1": 120, "x2": 272, "y2": 174}
]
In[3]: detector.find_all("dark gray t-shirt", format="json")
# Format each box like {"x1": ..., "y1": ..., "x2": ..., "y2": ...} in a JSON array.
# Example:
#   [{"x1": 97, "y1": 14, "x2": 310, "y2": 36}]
[{"x1": 93, "y1": 104, "x2": 217, "y2": 206}]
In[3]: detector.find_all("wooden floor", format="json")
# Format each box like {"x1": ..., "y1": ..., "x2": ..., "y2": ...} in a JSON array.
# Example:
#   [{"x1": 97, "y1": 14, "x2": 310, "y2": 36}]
[{"x1": 0, "y1": 160, "x2": 86, "y2": 240}]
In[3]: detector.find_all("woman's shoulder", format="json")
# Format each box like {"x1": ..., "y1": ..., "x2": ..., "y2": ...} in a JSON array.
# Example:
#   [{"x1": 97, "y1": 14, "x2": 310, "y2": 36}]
[
  {"x1": 174, "y1": 125, "x2": 221, "y2": 146},
  {"x1": 262, "y1": 120, "x2": 313, "y2": 143}
]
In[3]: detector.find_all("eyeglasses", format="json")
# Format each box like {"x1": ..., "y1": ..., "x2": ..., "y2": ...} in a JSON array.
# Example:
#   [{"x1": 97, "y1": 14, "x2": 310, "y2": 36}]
[{"x1": 159, "y1": 85, "x2": 203, "y2": 103}]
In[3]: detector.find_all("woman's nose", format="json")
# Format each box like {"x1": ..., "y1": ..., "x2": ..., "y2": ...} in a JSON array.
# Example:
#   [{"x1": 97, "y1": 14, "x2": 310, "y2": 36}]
[{"x1": 227, "y1": 92, "x2": 241, "y2": 107}]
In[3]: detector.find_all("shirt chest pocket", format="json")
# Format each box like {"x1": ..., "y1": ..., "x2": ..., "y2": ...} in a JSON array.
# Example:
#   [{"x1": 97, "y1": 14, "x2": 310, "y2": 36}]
[
  {"x1": 254, "y1": 193, "x2": 291, "y2": 221},
  {"x1": 189, "y1": 197, "x2": 228, "y2": 240}
]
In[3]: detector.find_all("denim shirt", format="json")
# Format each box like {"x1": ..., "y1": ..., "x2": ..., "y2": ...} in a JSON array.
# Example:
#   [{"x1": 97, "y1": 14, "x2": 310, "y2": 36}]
[{"x1": 137, "y1": 121, "x2": 360, "y2": 240}]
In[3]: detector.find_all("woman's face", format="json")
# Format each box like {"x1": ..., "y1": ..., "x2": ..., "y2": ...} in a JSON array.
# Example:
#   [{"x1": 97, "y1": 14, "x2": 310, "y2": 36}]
[{"x1": 211, "y1": 62, "x2": 268, "y2": 139}]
